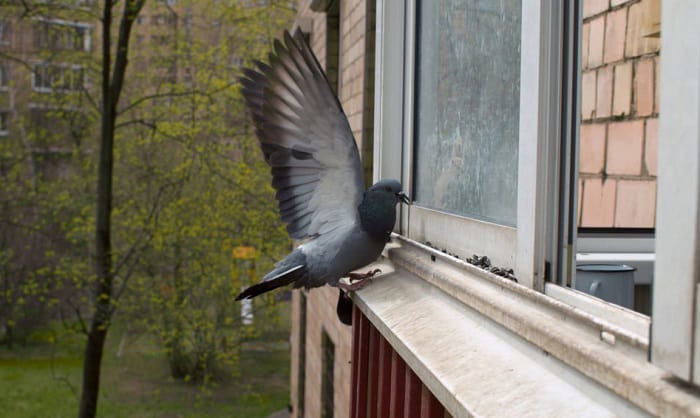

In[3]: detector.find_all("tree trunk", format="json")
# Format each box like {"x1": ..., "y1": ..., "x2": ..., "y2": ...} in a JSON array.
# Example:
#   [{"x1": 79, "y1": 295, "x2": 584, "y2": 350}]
[
  {"x1": 78, "y1": 1, "x2": 144, "y2": 417},
  {"x1": 5, "y1": 322, "x2": 13, "y2": 350}
]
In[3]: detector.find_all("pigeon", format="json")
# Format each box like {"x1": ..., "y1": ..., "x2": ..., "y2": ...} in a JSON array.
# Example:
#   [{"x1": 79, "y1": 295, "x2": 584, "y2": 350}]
[{"x1": 235, "y1": 30, "x2": 410, "y2": 301}]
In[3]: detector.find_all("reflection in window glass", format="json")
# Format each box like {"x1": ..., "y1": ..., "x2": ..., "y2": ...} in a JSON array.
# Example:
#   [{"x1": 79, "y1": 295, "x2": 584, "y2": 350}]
[{"x1": 414, "y1": 0, "x2": 521, "y2": 226}]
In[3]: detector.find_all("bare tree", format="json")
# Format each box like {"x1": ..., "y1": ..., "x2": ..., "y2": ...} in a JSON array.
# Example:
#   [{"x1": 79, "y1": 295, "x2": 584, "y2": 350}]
[{"x1": 79, "y1": 1, "x2": 145, "y2": 417}]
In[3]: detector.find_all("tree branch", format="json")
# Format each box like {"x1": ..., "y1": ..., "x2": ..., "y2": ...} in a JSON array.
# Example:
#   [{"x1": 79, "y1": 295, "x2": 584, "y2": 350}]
[
  {"x1": 117, "y1": 82, "x2": 237, "y2": 115},
  {"x1": 114, "y1": 118, "x2": 156, "y2": 131}
]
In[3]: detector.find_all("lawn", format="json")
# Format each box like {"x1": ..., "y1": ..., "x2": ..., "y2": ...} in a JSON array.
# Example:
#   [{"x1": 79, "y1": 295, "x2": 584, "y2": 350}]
[{"x1": 0, "y1": 303, "x2": 291, "y2": 418}]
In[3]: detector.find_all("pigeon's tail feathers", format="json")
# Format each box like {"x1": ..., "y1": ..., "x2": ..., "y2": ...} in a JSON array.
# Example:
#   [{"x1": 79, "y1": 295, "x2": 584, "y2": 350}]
[{"x1": 235, "y1": 264, "x2": 306, "y2": 301}]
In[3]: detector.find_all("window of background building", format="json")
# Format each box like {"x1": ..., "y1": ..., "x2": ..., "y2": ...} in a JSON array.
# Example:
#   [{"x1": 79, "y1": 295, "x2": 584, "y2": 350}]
[
  {"x1": 34, "y1": 20, "x2": 90, "y2": 52},
  {"x1": 28, "y1": 106, "x2": 89, "y2": 148},
  {"x1": 0, "y1": 111, "x2": 9, "y2": 136},
  {"x1": 0, "y1": 62, "x2": 8, "y2": 89},
  {"x1": 32, "y1": 63, "x2": 86, "y2": 93},
  {"x1": 0, "y1": 19, "x2": 10, "y2": 45},
  {"x1": 32, "y1": 63, "x2": 50, "y2": 91}
]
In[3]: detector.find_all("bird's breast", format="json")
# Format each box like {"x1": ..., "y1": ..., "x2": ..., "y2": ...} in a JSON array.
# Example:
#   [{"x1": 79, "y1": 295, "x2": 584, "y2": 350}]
[{"x1": 302, "y1": 225, "x2": 386, "y2": 287}]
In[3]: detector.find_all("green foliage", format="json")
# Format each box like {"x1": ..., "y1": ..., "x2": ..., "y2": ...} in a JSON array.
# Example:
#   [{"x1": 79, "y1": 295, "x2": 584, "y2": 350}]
[
  {"x1": 0, "y1": 0, "x2": 294, "y2": 387},
  {"x1": 0, "y1": 314, "x2": 291, "y2": 417},
  {"x1": 108, "y1": 0, "x2": 295, "y2": 384}
]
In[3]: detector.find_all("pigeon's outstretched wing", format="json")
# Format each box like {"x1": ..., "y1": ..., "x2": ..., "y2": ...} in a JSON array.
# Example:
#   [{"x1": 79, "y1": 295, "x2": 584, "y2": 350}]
[{"x1": 240, "y1": 30, "x2": 365, "y2": 240}]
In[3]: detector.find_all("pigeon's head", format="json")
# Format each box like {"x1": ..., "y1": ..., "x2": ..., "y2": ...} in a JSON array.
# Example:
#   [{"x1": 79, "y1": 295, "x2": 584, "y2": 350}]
[
  {"x1": 359, "y1": 179, "x2": 410, "y2": 240},
  {"x1": 366, "y1": 179, "x2": 411, "y2": 206}
]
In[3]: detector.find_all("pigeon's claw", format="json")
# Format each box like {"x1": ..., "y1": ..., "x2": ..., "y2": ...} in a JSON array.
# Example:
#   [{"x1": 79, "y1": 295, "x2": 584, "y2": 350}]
[
  {"x1": 348, "y1": 268, "x2": 382, "y2": 282},
  {"x1": 337, "y1": 278, "x2": 372, "y2": 292},
  {"x1": 337, "y1": 269, "x2": 382, "y2": 292}
]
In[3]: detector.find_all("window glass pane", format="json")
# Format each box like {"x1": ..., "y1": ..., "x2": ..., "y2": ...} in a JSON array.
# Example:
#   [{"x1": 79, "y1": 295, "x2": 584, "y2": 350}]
[{"x1": 414, "y1": 0, "x2": 521, "y2": 226}]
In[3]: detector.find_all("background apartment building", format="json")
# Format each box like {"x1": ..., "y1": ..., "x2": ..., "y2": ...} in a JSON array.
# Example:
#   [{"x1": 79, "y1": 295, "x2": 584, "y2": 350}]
[
  {"x1": 0, "y1": 0, "x2": 282, "y2": 347},
  {"x1": 0, "y1": 0, "x2": 190, "y2": 173}
]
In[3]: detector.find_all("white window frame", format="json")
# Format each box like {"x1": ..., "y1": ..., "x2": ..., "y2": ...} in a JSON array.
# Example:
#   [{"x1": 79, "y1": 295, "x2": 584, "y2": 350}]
[
  {"x1": 376, "y1": 0, "x2": 560, "y2": 290},
  {"x1": 35, "y1": 19, "x2": 91, "y2": 52},
  {"x1": 652, "y1": 0, "x2": 700, "y2": 383},
  {"x1": 376, "y1": 0, "x2": 700, "y2": 385},
  {"x1": 32, "y1": 62, "x2": 51, "y2": 92},
  {"x1": 32, "y1": 62, "x2": 86, "y2": 93}
]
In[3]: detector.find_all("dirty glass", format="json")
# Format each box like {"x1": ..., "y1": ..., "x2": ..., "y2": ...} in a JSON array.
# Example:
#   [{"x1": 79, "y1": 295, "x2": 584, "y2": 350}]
[{"x1": 414, "y1": 0, "x2": 521, "y2": 226}]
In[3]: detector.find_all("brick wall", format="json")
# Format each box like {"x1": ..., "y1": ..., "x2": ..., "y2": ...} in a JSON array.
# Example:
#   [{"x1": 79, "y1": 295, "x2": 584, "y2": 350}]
[
  {"x1": 578, "y1": 0, "x2": 660, "y2": 228},
  {"x1": 290, "y1": 1, "x2": 374, "y2": 417},
  {"x1": 290, "y1": 288, "x2": 354, "y2": 418}
]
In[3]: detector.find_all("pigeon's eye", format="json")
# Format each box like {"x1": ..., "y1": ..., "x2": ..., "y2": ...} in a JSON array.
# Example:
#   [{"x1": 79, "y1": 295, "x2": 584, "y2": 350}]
[{"x1": 385, "y1": 186, "x2": 392, "y2": 192}]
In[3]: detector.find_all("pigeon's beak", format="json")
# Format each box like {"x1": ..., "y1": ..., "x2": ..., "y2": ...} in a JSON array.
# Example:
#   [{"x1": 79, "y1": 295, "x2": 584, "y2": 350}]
[{"x1": 397, "y1": 191, "x2": 411, "y2": 205}]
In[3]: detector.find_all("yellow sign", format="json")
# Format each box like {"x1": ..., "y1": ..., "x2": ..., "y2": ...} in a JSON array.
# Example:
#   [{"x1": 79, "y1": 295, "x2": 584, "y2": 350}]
[{"x1": 232, "y1": 246, "x2": 256, "y2": 260}]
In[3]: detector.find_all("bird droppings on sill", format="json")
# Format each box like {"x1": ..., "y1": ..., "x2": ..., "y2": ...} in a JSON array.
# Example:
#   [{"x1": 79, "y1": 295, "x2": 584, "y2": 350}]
[{"x1": 424, "y1": 241, "x2": 518, "y2": 283}]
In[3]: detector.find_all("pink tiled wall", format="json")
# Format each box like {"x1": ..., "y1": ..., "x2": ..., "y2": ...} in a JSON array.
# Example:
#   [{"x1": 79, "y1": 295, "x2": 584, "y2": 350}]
[{"x1": 578, "y1": 0, "x2": 660, "y2": 228}]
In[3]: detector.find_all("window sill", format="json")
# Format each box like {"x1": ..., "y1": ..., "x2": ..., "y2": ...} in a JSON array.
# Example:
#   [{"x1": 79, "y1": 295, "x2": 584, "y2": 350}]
[{"x1": 351, "y1": 235, "x2": 700, "y2": 417}]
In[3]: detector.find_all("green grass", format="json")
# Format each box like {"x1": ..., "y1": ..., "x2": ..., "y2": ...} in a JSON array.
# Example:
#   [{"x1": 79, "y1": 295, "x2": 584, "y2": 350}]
[{"x1": 0, "y1": 304, "x2": 291, "y2": 418}]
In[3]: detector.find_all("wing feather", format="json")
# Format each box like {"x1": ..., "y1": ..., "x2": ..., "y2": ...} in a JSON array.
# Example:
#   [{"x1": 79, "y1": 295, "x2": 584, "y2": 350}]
[{"x1": 240, "y1": 30, "x2": 364, "y2": 240}]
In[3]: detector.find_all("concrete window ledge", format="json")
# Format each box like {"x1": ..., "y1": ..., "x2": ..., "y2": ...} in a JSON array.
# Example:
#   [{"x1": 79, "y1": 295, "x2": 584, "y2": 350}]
[{"x1": 351, "y1": 236, "x2": 700, "y2": 418}]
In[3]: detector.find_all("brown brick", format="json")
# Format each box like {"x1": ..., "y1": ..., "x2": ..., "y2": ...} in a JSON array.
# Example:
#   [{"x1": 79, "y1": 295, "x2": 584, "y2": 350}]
[
  {"x1": 300, "y1": 285, "x2": 353, "y2": 418},
  {"x1": 580, "y1": 123, "x2": 606, "y2": 174},
  {"x1": 607, "y1": 120, "x2": 644, "y2": 175},
  {"x1": 604, "y1": 8, "x2": 627, "y2": 64},
  {"x1": 635, "y1": 58, "x2": 654, "y2": 117},
  {"x1": 645, "y1": 118, "x2": 658, "y2": 176},
  {"x1": 582, "y1": 22, "x2": 591, "y2": 69},
  {"x1": 581, "y1": 178, "x2": 617, "y2": 227},
  {"x1": 613, "y1": 62, "x2": 632, "y2": 116},
  {"x1": 588, "y1": 16, "x2": 605, "y2": 68},
  {"x1": 596, "y1": 66, "x2": 613, "y2": 119},
  {"x1": 615, "y1": 180, "x2": 656, "y2": 227},
  {"x1": 626, "y1": 0, "x2": 661, "y2": 58},
  {"x1": 581, "y1": 70, "x2": 597, "y2": 121},
  {"x1": 583, "y1": 0, "x2": 609, "y2": 18}
]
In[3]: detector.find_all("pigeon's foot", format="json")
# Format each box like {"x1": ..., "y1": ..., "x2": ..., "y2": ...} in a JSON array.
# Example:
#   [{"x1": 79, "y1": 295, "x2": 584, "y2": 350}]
[
  {"x1": 337, "y1": 269, "x2": 382, "y2": 292},
  {"x1": 349, "y1": 268, "x2": 381, "y2": 282}
]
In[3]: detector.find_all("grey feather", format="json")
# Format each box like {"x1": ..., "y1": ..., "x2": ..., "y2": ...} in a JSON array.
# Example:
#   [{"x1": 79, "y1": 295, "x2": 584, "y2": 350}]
[
  {"x1": 276, "y1": 182, "x2": 317, "y2": 202},
  {"x1": 235, "y1": 30, "x2": 410, "y2": 303},
  {"x1": 271, "y1": 173, "x2": 319, "y2": 190}
]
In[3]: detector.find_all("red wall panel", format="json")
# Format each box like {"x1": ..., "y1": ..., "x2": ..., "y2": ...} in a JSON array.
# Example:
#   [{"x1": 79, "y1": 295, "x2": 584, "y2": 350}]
[{"x1": 351, "y1": 306, "x2": 448, "y2": 418}]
